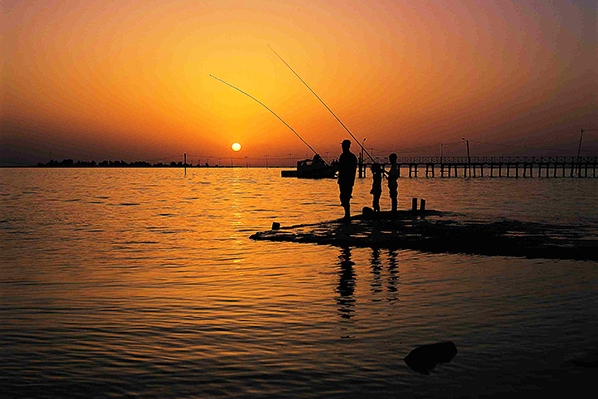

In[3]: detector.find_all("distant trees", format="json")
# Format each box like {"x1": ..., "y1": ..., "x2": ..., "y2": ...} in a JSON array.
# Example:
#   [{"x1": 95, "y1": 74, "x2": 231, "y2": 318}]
[{"x1": 36, "y1": 159, "x2": 175, "y2": 168}]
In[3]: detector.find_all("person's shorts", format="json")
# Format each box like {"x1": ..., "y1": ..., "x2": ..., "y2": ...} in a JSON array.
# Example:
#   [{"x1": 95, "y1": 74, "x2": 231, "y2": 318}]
[{"x1": 339, "y1": 185, "x2": 353, "y2": 204}]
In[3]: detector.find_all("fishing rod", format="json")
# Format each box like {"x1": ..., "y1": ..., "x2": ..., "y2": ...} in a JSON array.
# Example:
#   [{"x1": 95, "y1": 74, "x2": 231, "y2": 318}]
[
  {"x1": 210, "y1": 74, "x2": 320, "y2": 156},
  {"x1": 268, "y1": 45, "x2": 375, "y2": 162}
]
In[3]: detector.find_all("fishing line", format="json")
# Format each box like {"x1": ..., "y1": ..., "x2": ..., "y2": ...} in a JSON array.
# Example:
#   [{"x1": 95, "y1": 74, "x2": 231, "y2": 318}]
[
  {"x1": 210, "y1": 74, "x2": 319, "y2": 156},
  {"x1": 268, "y1": 45, "x2": 375, "y2": 162}
]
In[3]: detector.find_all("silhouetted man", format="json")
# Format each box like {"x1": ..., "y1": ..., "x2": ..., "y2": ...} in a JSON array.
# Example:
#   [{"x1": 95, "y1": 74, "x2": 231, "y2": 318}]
[{"x1": 337, "y1": 139, "x2": 357, "y2": 220}]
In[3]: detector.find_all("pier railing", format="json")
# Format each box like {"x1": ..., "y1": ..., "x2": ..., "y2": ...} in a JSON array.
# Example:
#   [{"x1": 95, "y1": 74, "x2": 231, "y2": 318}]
[
  {"x1": 395, "y1": 156, "x2": 598, "y2": 164},
  {"x1": 357, "y1": 156, "x2": 598, "y2": 178}
]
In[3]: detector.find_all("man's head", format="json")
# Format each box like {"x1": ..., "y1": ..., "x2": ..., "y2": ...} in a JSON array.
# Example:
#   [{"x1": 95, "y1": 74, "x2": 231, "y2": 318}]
[
  {"x1": 341, "y1": 139, "x2": 351, "y2": 152},
  {"x1": 389, "y1": 153, "x2": 397, "y2": 163}
]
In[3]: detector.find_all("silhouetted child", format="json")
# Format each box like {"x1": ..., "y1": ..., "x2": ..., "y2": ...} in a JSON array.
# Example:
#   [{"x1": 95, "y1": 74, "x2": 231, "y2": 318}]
[
  {"x1": 370, "y1": 163, "x2": 383, "y2": 212},
  {"x1": 388, "y1": 153, "x2": 399, "y2": 212}
]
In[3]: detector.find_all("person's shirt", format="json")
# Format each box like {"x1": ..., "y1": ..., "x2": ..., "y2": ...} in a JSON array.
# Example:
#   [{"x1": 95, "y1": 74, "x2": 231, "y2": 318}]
[
  {"x1": 388, "y1": 164, "x2": 399, "y2": 189},
  {"x1": 372, "y1": 170, "x2": 383, "y2": 188},
  {"x1": 337, "y1": 151, "x2": 357, "y2": 186},
  {"x1": 371, "y1": 170, "x2": 383, "y2": 194}
]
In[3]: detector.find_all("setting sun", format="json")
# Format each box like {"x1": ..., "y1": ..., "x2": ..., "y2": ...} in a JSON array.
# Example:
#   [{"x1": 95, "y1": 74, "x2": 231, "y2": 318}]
[{"x1": 231, "y1": 142, "x2": 242, "y2": 152}]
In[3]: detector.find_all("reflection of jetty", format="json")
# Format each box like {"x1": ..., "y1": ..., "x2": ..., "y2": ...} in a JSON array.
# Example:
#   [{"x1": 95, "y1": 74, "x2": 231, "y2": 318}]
[{"x1": 357, "y1": 156, "x2": 598, "y2": 178}]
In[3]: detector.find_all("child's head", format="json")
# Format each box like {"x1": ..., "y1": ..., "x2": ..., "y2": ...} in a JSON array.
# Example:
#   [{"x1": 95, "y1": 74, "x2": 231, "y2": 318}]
[{"x1": 389, "y1": 153, "x2": 397, "y2": 163}]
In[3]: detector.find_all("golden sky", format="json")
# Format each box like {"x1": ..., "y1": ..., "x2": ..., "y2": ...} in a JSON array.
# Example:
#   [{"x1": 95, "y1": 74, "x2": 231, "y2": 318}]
[{"x1": 1, "y1": 0, "x2": 597, "y2": 164}]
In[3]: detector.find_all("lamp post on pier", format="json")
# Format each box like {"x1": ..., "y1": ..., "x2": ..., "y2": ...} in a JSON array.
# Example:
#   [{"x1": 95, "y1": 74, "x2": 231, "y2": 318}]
[
  {"x1": 462, "y1": 138, "x2": 471, "y2": 177},
  {"x1": 440, "y1": 143, "x2": 443, "y2": 164}
]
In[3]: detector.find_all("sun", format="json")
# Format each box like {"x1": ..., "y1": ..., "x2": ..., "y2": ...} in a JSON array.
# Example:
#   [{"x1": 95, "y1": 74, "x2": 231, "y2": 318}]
[{"x1": 231, "y1": 142, "x2": 242, "y2": 152}]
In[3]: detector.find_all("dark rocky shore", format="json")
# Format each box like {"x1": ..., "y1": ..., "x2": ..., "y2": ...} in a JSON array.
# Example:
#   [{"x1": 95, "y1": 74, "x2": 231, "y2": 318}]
[{"x1": 250, "y1": 209, "x2": 598, "y2": 261}]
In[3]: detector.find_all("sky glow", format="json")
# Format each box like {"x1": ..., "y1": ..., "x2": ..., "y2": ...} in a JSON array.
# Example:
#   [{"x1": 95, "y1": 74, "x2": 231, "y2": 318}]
[{"x1": 1, "y1": 0, "x2": 596, "y2": 164}]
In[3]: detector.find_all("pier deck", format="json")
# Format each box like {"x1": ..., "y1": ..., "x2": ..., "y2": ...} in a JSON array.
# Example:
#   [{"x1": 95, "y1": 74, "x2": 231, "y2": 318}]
[{"x1": 358, "y1": 156, "x2": 598, "y2": 178}]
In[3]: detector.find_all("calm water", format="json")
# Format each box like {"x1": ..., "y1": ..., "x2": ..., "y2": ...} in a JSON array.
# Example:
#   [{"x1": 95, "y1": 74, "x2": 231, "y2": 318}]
[{"x1": 1, "y1": 168, "x2": 597, "y2": 398}]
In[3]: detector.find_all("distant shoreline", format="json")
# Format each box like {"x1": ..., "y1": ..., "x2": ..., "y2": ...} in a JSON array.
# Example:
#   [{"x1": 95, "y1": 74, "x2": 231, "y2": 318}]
[
  {"x1": 0, "y1": 165, "x2": 279, "y2": 168},
  {"x1": 1, "y1": 159, "x2": 284, "y2": 168}
]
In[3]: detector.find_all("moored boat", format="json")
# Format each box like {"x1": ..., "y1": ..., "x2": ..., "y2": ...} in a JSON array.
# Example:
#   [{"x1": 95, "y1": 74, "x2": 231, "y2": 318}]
[{"x1": 296, "y1": 157, "x2": 337, "y2": 178}]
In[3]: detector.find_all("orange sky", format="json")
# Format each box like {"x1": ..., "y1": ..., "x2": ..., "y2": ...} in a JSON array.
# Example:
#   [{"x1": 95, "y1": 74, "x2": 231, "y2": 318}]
[{"x1": 1, "y1": 0, "x2": 597, "y2": 164}]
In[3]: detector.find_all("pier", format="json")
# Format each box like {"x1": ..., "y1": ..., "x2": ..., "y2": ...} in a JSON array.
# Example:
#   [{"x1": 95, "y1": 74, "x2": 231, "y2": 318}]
[{"x1": 358, "y1": 156, "x2": 598, "y2": 178}]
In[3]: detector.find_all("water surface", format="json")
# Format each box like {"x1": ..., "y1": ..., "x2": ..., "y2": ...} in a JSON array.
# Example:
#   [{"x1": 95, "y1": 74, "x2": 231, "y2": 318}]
[{"x1": 1, "y1": 168, "x2": 597, "y2": 397}]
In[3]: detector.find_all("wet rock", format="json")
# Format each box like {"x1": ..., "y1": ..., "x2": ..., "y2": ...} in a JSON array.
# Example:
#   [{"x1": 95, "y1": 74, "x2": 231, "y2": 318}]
[{"x1": 404, "y1": 341, "x2": 458, "y2": 375}]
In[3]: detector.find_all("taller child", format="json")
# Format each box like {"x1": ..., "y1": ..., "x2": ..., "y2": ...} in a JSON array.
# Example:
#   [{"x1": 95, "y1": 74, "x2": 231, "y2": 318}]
[{"x1": 388, "y1": 153, "x2": 399, "y2": 212}]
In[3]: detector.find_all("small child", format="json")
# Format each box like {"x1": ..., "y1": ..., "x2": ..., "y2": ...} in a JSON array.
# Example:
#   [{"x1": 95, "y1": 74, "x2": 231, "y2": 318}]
[
  {"x1": 387, "y1": 153, "x2": 399, "y2": 212},
  {"x1": 370, "y1": 163, "x2": 383, "y2": 212}
]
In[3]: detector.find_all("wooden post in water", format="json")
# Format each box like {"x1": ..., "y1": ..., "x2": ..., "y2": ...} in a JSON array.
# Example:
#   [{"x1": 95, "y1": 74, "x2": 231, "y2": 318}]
[
  {"x1": 585, "y1": 162, "x2": 588, "y2": 177},
  {"x1": 420, "y1": 199, "x2": 426, "y2": 211},
  {"x1": 184, "y1": 153, "x2": 187, "y2": 176},
  {"x1": 358, "y1": 158, "x2": 363, "y2": 178},
  {"x1": 412, "y1": 198, "x2": 417, "y2": 211}
]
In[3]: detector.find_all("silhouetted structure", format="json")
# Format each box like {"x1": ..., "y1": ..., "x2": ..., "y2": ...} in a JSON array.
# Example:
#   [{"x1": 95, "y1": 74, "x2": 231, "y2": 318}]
[
  {"x1": 356, "y1": 156, "x2": 598, "y2": 178},
  {"x1": 250, "y1": 210, "x2": 598, "y2": 261}
]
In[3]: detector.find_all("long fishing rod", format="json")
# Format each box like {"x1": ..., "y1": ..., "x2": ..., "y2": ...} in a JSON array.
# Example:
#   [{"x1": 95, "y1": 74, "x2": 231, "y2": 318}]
[
  {"x1": 210, "y1": 74, "x2": 319, "y2": 156},
  {"x1": 268, "y1": 45, "x2": 375, "y2": 162}
]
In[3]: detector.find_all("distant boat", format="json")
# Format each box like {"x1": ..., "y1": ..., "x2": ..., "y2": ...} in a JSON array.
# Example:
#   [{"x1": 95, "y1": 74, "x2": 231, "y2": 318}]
[
  {"x1": 282, "y1": 155, "x2": 338, "y2": 178},
  {"x1": 297, "y1": 157, "x2": 337, "y2": 178}
]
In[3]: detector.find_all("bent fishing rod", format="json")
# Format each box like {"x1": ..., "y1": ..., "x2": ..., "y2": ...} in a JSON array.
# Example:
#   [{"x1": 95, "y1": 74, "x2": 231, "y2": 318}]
[
  {"x1": 210, "y1": 74, "x2": 320, "y2": 157},
  {"x1": 268, "y1": 45, "x2": 375, "y2": 163}
]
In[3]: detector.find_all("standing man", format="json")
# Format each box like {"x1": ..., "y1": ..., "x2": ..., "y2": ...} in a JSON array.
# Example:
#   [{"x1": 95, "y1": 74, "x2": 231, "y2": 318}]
[{"x1": 337, "y1": 139, "x2": 358, "y2": 221}]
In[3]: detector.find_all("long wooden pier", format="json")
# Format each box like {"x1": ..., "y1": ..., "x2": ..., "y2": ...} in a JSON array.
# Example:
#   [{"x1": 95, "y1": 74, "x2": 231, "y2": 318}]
[{"x1": 358, "y1": 156, "x2": 598, "y2": 178}]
